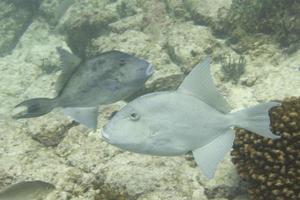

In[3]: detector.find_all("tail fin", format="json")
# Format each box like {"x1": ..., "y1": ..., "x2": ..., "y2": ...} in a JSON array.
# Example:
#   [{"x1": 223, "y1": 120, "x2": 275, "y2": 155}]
[
  {"x1": 230, "y1": 102, "x2": 280, "y2": 139},
  {"x1": 13, "y1": 98, "x2": 55, "y2": 119}
]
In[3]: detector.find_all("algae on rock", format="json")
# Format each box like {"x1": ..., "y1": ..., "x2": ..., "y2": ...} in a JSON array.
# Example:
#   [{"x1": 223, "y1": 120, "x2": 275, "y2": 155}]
[
  {"x1": 0, "y1": 1, "x2": 39, "y2": 56},
  {"x1": 211, "y1": 0, "x2": 300, "y2": 53}
]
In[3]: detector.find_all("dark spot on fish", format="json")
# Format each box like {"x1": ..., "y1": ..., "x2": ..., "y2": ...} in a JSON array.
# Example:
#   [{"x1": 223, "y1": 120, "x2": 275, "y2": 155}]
[
  {"x1": 87, "y1": 79, "x2": 99, "y2": 88},
  {"x1": 119, "y1": 59, "x2": 126, "y2": 66},
  {"x1": 97, "y1": 59, "x2": 105, "y2": 66},
  {"x1": 92, "y1": 59, "x2": 105, "y2": 71}
]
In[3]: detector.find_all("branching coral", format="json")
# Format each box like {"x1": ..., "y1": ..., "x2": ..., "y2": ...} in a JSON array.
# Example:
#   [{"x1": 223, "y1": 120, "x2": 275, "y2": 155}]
[
  {"x1": 220, "y1": 54, "x2": 246, "y2": 84},
  {"x1": 231, "y1": 97, "x2": 300, "y2": 200}
]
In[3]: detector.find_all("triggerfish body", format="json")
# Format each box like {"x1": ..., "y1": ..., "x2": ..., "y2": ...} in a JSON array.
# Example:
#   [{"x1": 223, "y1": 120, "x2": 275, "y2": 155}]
[
  {"x1": 13, "y1": 48, "x2": 154, "y2": 129},
  {"x1": 102, "y1": 57, "x2": 280, "y2": 179}
]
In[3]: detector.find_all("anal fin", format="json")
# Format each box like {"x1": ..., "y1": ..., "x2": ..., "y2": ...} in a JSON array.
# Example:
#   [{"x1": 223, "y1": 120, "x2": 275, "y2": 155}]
[
  {"x1": 63, "y1": 107, "x2": 98, "y2": 129},
  {"x1": 192, "y1": 130, "x2": 235, "y2": 179}
]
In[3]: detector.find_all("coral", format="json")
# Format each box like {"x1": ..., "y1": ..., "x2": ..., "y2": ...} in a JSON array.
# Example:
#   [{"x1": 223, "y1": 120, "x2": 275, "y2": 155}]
[
  {"x1": 231, "y1": 97, "x2": 300, "y2": 200},
  {"x1": 212, "y1": 0, "x2": 300, "y2": 53},
  {"x1": 219, "y1": 54, "x2": 246, "y2": 84}
]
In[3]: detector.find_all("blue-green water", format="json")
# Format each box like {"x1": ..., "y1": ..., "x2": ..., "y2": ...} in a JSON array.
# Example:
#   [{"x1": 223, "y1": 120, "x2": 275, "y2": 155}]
[{"x1": 0, "y1": 0, "x2": 299, "y2": 199}]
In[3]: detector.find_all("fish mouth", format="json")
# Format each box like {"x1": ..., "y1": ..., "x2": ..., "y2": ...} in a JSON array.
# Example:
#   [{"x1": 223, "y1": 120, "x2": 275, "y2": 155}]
[{"x1": 146, "y1": 64, "x2": 154, "y2": 76}]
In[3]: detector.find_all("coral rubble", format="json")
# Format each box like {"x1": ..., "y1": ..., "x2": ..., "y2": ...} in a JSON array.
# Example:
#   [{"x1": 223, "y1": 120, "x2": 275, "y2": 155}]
[{"x1": 232, "y1": 97, "x2": 300, "y2": 200}]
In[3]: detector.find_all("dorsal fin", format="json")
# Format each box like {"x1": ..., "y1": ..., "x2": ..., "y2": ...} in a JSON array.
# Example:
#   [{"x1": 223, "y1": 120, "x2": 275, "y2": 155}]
[
  {"x1": 177, "y1": 57, "x2": 231, "y2": 113},
  {"x1": 55, "y1": 47, "x2": 81, "y2": 94}
]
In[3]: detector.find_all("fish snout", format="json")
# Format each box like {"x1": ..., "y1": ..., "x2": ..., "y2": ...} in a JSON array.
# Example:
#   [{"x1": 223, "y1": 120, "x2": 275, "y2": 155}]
[{"x1": 146, "y1": 63, "x2": 154, "y2": 76}]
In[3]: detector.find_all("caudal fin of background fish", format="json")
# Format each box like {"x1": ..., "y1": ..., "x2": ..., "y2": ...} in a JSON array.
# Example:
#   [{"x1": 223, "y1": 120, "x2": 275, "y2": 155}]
[
  {"x1": 13, "y1": 97, "x2": 98, "y2": 129},
  {"x1": 13, "y1": 98, "x2": 55, "y2": 119}
]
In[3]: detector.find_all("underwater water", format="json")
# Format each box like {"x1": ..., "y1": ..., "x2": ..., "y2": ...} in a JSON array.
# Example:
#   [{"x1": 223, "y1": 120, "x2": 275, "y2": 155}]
[{"x1": 0, "y1": 0, "x2": 299, "y2": 200}]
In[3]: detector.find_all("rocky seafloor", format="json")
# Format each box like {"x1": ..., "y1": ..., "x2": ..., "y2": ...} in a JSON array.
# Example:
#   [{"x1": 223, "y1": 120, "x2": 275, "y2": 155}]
[{"x1": 0, "y1": 0, "x2": 299, "y2": 199}]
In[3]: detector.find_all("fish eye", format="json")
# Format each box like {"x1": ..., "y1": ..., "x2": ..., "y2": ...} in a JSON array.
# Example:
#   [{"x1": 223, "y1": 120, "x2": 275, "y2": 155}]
[{"x1": 129, "y1": 112, "x2": 140, "y2": 121}]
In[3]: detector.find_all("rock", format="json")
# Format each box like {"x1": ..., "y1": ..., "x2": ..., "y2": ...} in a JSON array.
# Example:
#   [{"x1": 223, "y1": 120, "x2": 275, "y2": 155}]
[
  {"x1": 109, "y1": 14, "x2": 144, "y2": 34},
  {"x1": 251, "y1": 49, "x2": 300, "y2": 101},
  {"x1": 39, "y1": 0, "x2": 76, "y2": 26},
  {"x1": 24, "y1": 111, "x2": 76, "y2": 147},
  {"x1": 164, "y1": 0, "x2": 190, "y2": 19},
  {"x1": 184, "y1": 0, "x2": 232, "y2": 25},
  {"x1": 0, "y1": 19, "x2": 65, "y2": 117},
  {"x1": 0, "y1": 1, "x2": 38, "y2": 56},
  {"x1": 165, "y1": 22, "x2": 224, "y2": 72},
  {"x1": 57, "y1": 0, "x2": 121, "y2": 57},
  {"x1": 15, "y1": 20, "x2": 65, "y2": 73}
]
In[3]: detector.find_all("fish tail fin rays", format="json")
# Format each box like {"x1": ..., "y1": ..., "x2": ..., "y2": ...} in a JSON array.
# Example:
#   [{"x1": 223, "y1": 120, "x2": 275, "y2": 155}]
[
  {"x1": 192, "y1": 129, "x2": 235, "y2": 179},
  {"x1": 230, "y1": 101, "x2": 281, "y2": 139},
  {"x1": 13, "y1": 98, "x2": 55, "y2": 119},
  {"x1": 178, "y1": 57, "x2": 231, "y2": 113},
  {"x1": 63, "y1": 107, "x2": 98, "y2": 129}
]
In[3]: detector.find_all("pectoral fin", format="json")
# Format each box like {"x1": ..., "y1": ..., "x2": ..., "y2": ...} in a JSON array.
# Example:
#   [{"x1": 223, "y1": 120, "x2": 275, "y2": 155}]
[
  {"x1": 63, "y1": 107, "x2": 98, "y2": 129},
  {"x1": 192, "y1": 130, "x2": 235, "y2": 179}
]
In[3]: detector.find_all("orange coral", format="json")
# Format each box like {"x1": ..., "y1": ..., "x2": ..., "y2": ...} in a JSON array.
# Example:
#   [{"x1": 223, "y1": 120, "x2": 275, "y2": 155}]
[{"x1": 231, "y1": 97, "x2": 300, "y2": 200}]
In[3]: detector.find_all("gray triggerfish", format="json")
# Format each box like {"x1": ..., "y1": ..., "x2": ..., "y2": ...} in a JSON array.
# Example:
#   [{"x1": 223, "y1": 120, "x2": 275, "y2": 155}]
[
  {"x1": 102, "y1": 57, "x2": 280, "y2": 179},
  {"x1": 13, "y1": 48, "x2": 154, "y2": 129},
  {"x1": 0, "y1": 180, "x2": 55, "y2": 200}
]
